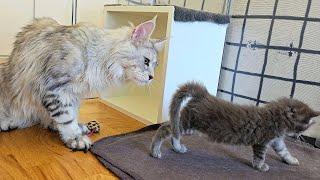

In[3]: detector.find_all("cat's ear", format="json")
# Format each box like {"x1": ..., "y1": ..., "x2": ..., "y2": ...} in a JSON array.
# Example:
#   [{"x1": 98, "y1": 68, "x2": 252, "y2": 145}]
[
  {"x1": 131, "y1": 16, "x2": 157, "y2": 42},
  {"x1": 311, "y1": 111, "x2": 320, "y2": 118},
  {"x1": 128, "y1": 21, "x2": 135, "y2": 28},
  {"x1": 152, "y1": 38, "x2": 167, "y2": 52}
]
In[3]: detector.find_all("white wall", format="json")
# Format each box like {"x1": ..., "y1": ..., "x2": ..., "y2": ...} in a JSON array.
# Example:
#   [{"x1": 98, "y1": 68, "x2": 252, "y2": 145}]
[
  {"x1": 77, "y1": 0, "x2": 116, "y2": 27},
  {"x1": 0, "y1": 0, "x2": 226, "y2": 58},
  {"x1": 0, "y1": 0, "x2": 117, "y2": 58},
  {"x1": 0, "y1": 0, "x2": 34, "y2": 57},
  {"x1": 162, "y1": 21, "x2": 228, "y2": 121},
  {"x1": 118, "y1": 0, "x2": 227, "y2": 13},
  {"x1": 34, "y1": 0, "x2": 73, "y2": 25}
]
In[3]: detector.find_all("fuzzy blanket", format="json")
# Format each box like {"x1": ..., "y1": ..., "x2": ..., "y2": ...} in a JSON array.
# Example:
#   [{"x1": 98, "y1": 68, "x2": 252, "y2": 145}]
[{"x1": 90, "y1": 124, "x2": 320, "y2": 180}]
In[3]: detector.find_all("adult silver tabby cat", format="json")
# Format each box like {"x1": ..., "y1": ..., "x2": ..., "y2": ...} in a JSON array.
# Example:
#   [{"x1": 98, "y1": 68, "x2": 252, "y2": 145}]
[{"x1": 0, "y1": 17, "x2": 165, "y2": 151}]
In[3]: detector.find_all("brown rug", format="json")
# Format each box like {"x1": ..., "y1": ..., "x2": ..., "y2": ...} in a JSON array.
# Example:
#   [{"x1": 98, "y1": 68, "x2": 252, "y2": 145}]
[{"x1": 90, "y1": 124, "x2": 320, "y2": 180}]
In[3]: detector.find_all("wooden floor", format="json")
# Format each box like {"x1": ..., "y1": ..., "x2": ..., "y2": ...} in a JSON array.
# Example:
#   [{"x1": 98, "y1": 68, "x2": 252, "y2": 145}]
[{"x1": 0, "y1": 99, "x2": 145, "y2": 179}]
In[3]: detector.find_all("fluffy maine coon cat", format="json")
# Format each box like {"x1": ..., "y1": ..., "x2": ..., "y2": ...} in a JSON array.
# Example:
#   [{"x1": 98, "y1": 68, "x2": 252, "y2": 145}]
[
  {"x1": 151, "y1": 82, "x2": 319, "y2": 171},
  {"x1": 0, "y1": 17, "x2": 165, "y2": 151}
]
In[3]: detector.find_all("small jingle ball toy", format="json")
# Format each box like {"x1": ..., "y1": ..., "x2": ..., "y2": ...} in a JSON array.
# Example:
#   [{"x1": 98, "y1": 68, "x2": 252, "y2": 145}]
[{"x1": 86, "y1": 120, "x2": 100, "y2": 136}]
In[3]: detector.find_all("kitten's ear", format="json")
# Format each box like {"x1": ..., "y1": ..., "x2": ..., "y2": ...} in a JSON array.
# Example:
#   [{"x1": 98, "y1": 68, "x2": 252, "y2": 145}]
[
  {"x1": 153, "y1": 38, "x2": 167, "y2": 52},
  {"x1": 311, "y1": 111, "x2": 320, "y2": 118},
  {"x1": 131, "y1": 16, "x2": 157, "y2": 42}
]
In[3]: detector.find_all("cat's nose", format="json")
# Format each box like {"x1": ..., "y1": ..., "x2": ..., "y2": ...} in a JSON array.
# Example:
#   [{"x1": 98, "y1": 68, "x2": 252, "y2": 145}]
[{"x1": 148, "y1": 75, "x2": 153, "y2": 80}]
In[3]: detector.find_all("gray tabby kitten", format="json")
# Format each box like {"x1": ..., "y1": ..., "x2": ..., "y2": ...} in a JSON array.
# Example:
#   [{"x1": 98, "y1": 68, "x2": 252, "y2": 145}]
[
  {"x1": 0, "y1": 17, "x2": 165, "y2": 151},
  {"x1": 151, "y1": 82, "x2": 319, "y2": 171}
]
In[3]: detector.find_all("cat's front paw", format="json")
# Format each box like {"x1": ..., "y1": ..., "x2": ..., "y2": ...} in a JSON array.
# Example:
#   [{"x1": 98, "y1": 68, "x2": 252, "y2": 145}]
[
  {"x1": 283, "y1": 156, "x2": 299, "y2": 166},
  {"x1": 253, "y1": 163, "x2": 270, "y2": 172},
  {"x1": 66, "y1": 135, "x2": 92, "y2": 152}
]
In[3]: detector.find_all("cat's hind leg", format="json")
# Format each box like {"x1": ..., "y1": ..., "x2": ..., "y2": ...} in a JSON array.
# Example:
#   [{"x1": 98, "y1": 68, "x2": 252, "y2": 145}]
[
  {"x1": 0, "y1": 118, "x2": 37, "y2": 132},
  {"x1": 0, "y1": 111, "x2": 37, "y2": 132},
  {"x1": 171, "y1": 135, "x2": 188, "y2": 154},
  {"x1": 252, "y1": 144, "x2": 270, "y2": 172},
  {"x1": 171, "y1": 121, "x2": 187, "y2": 154},
  {"x1": 150, "y1": 123, "x2": 171, "y2": 158},
  {"x1": 170, "y1": 114, "x2": 188, "y2": 154},
  {"x1": 171, "y1": 128, "x2": 188, "y2": 154},
  {"x1": 271, "y1": 137, "x2": 299, "y2": 165},
  {"x1": 0, "y1": 117, "x2": 19, "y2": 132}
]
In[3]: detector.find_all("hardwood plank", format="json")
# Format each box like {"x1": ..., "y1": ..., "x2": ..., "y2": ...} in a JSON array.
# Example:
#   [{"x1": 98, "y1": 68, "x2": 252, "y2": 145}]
[{"x1": 0, "y1": 100, "x2": 145, "y2": 179}]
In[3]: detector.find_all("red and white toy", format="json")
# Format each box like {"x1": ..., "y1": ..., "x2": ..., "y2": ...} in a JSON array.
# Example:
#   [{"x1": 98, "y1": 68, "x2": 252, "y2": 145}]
[{"x1": 85, "y1": 120, "x2": 100, "y2": 137}]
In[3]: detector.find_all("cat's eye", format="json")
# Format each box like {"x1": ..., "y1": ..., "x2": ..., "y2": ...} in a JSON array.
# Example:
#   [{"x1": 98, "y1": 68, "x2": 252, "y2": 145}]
[
  {"x1": 290, "y1": 107, "x2": 296, "y2": 113},
  {"x1": 144, "y1": 57, "x2": 150, "y2": 66}
]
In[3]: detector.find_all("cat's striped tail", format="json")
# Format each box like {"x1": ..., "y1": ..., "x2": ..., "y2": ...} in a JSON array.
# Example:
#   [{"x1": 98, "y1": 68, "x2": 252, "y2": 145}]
[{"x1": 169, "y1": 82, "x2": 208, "y2": 136}]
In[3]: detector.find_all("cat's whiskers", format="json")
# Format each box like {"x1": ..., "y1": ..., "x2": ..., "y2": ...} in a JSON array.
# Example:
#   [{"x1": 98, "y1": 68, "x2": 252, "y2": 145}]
[
  {"x1": 146, "y1": 83, "x2": 151, "y2": 96},
  {"x1": 297, "y1": 133, "x2": 302, "y2": 139},
  {"x1": 151, "y1": 79, "x2": 161, "y2": 85}
]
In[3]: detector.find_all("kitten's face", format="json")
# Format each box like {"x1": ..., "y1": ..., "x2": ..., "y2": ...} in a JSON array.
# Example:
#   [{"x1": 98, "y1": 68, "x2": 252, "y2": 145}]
[{"x1": 283, "y1": 99, "x2": 320, "y2": 134}]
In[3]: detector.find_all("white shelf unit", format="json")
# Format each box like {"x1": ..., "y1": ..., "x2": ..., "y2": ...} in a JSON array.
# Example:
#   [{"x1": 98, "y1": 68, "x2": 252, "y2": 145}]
[{"x1": 100, "y1": 5, "x2": 228, "y2": 124}]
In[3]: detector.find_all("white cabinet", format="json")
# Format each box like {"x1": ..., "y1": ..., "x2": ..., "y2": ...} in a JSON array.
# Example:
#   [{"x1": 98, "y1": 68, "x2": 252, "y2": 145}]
[
  {"x1": 0, "y1": 0, "x2": 34, "y2": 56},
  {"x1": 34, "y1": 0, "x2": 73, "y2": 25},
  {"x1": 77, "y1": 0, "x2": 116, "y2": 27}
]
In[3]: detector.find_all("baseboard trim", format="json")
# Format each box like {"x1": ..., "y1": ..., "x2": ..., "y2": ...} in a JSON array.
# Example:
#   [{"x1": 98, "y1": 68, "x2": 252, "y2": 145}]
[
  {"x1": 98, "y1": 98, "x2": 153, "y2": 125},
  {"x1": 0, "y1": 59, "x2": 7, "y2": 64},
  {"x1": 0, "y1": 55, "x2": 8, "y2": 64}
]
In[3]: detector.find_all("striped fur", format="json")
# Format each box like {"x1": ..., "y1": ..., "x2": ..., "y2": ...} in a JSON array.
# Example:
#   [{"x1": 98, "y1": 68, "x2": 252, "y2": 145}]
[{"x1": 0, "y1": 17, "x2": 165, "y2": 151}]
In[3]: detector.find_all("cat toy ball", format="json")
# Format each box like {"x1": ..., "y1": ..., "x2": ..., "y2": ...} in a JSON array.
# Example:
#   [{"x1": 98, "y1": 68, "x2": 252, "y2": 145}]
[{"x1": 86, "y1": 120, "x2": 100, "y2": 136}]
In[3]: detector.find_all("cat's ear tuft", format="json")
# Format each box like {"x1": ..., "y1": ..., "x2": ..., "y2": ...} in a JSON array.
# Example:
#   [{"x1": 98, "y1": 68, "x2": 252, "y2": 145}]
[
  {"x1": 131, "y1": 16, "x2": 157, "y2": 42},
  {"x1": 128, "y1": 21, "x2": 135, "y2": 28},
  {"x1": 153, "y1": 38, "x2": 167, "y2": 52}
]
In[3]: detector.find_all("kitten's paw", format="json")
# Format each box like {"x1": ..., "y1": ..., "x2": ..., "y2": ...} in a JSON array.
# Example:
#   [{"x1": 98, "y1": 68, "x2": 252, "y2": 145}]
[
  {"x1": 179, "y1": 144, "x2": 188, "y2": 153},
  {"x1": 173, "y1": 144, "x2": 188, "y2": 153},
  {"x1": 150, "y1": 149, "x2": 162, "y2": 159},
  {"x1": 284, "y1": 156, "x2": 299, "y2": 166},
  {"x1": 66, "y1": 135, "x2": 92, "y2": 152},
  {"x1": 253, "y1": 163, "x2": 270, "y2": 172},
  {"x1": 260, "y1": 163, "x2": 270, "y2": 172}
]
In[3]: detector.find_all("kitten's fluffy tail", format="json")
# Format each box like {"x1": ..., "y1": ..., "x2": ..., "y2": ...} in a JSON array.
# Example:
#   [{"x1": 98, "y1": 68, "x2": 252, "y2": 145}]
[
  {"x1": 169, "y1": 82, "x2": 208, "y2": 130},
  {"x1": 150, "y1": 82, "x2": 208, "y2": 158}
]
